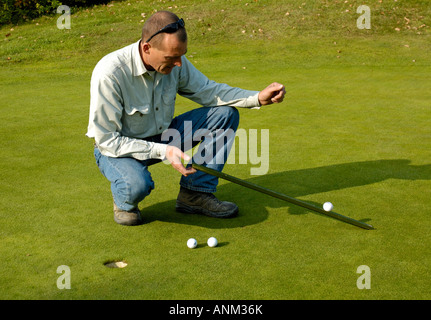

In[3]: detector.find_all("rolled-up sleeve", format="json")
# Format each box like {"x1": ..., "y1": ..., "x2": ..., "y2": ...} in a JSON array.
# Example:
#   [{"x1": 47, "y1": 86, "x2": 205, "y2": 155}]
[{"x1": 178, "y1": 57, "x2": 261, "y2": 109}]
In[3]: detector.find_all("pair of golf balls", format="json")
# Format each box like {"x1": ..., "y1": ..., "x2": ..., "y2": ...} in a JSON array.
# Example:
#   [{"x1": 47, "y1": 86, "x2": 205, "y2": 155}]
[{"x1": 187, "y1": 237, "x2": 218, "y2": 249}]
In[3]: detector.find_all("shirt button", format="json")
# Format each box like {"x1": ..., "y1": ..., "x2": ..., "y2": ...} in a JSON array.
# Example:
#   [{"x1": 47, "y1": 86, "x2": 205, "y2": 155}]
[
  {"x1": 155, "y1": 107, "x2": 159, "y2": 111},
  {"x1": 159, "y1": 126, "x2": 162, "y2": 130}
]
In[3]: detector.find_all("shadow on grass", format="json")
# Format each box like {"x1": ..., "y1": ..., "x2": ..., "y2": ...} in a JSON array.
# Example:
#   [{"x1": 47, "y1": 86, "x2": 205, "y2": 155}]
[{"x1": 141, "y1": 159, "x2": 431, "y2": 229}]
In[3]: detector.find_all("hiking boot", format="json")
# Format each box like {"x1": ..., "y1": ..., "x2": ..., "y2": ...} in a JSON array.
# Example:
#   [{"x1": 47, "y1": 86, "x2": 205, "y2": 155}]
[
  {"x1": 176, "y1": 187, "x2": 238, "y2": 218},
  {"x1": 113, "y1": 202, "x2": 143, "y2": 226}
]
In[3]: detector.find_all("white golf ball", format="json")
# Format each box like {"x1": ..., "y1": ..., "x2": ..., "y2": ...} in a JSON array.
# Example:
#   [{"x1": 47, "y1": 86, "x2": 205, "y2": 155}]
[
  {"x1": 323, "y1": 202, "x2": 333, "y2": 212},
  {"x1": 187, "y1": 238, "x2": 197, "y2": 249},
  {"x1": 207, "y1": 237, "x2": 218, "y2": 248}
]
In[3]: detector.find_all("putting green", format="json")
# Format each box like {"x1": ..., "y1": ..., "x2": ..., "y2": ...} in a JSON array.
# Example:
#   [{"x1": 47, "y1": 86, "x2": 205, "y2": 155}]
[{"x1": 0, "y1": 0, "x2": 430, "y2": 300}]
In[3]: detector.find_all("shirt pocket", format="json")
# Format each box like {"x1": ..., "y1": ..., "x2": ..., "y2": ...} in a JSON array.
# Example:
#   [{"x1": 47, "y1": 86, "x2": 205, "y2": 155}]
[
  {"x1": 161, "y1": 87, "x2": 176, "y2": 104},
  {"x1": 161, "y1": 86, "x2": 176, "y2": 121},
  {"x1": 123, "y1": 104, "x2": 152, "y2": 136}
]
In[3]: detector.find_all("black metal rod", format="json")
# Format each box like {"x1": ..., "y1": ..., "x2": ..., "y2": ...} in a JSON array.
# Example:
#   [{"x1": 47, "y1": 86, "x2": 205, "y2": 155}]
[{"x1": 192, "y1": 164, "x2": 374, "y2": 230}]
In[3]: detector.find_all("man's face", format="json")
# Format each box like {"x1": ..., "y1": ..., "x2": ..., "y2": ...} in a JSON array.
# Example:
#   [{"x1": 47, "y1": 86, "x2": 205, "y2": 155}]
[{"x1": 142, "y1": 33, "x2": 187, "y2": 75}]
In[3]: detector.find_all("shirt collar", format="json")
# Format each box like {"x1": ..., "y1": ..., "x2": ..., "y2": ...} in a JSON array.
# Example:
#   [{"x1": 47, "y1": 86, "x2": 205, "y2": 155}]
[{"x1": 132, "y1": 40, "x2": 150, "y2": 77}]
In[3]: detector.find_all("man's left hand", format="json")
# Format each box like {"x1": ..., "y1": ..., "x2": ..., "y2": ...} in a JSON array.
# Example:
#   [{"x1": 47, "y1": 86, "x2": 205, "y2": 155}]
[{"x1": 258, "y1": 82, "x2": 286, "y2": 106}]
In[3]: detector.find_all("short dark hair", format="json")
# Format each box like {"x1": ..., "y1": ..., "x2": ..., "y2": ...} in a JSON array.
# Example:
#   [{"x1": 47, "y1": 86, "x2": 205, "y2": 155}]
[{"x1": 141, "y1": 11, "x2": 187, "y2": 48}]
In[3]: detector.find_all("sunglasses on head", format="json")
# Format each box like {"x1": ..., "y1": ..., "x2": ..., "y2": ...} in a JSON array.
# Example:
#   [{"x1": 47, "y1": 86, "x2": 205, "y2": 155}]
[{"x1": 146, "y1": 18, "x2": 185, "y2": 43}]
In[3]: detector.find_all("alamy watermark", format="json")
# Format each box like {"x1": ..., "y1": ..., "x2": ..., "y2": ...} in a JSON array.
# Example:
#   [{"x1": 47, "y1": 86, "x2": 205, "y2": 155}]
[
  {"x1": 356, "y1": 265, "x2": 371, "y2": 289},
  {"x1": 57, "y1": 5, "x2": 71, "y2": 29},
  {"x1": 230, "y1": 128, "x2": 269, "y2": 175},
  {"x1": 357, "y1": 5, "x2": 371, "y2": 30},
  {"x1": 57, "y1": 265, "x2": 71, "y2": 289},
  {"x1": 161, "y1": 122, "x2": 269, "y2": 175}
]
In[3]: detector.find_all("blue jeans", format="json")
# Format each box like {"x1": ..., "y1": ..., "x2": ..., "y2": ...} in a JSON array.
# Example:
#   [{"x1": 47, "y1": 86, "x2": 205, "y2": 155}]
[{"x1": 94, "y1": 106, "x2": 239, "y2": 211}]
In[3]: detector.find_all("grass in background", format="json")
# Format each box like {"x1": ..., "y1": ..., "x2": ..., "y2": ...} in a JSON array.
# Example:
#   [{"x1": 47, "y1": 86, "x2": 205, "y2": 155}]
[{"x1": 1, "y1": 0, "x2": 430, "y2": 299}]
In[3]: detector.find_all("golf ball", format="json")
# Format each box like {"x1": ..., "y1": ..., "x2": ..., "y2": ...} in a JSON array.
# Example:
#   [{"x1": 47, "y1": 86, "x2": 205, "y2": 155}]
[
  {"x1": 187, "y1": 238, "x2": 197, "y2": 249},
  {"x1": 207, "y1": 237, "x2": 218, "y2": 248},
  {"x1": 323, "y1": 202, "x2": 333, "y2": 212}
]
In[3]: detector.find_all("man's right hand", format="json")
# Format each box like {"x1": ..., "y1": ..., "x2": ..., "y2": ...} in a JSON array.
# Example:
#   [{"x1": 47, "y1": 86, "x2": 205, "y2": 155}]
[{"x1": 165, "y1": 145, "x2": 197, "y2": 176}]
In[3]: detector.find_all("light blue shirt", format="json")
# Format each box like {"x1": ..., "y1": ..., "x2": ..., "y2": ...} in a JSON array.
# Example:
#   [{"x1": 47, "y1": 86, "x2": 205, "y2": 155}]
[{"x1": 86, "y1": 40, "x2": 260, "y2": 160}]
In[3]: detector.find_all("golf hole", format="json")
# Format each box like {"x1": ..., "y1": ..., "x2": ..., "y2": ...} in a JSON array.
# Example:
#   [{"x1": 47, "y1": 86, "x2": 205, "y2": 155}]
[{"x1": 104, "y1": 260, "x2": 128, "y2": 268}]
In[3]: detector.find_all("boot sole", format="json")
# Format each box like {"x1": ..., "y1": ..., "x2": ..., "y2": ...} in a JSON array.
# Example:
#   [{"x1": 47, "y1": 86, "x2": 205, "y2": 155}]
[
  {"x1": 175, "y1": 201, "x2": 238, "y2": 218},
  {"x1": 114, "y1": 216, "x2": 143, "y2": 226}
]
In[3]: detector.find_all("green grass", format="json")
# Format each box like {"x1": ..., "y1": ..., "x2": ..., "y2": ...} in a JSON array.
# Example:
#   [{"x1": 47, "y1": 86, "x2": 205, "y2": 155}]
[{"x1": 1, "y1": 0, "x2": 430, "y2": 300}]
